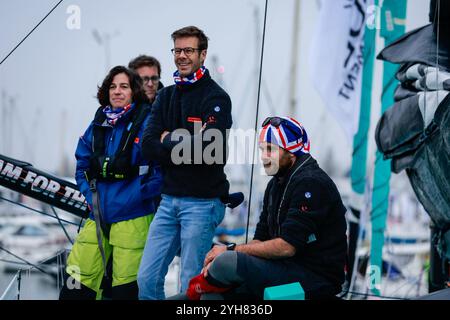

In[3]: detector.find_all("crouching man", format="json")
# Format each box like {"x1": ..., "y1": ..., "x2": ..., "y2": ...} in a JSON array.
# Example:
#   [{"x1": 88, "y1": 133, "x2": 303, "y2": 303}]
[{"x1": 172, "y1": 116, "x2": 348, "y2": 300}]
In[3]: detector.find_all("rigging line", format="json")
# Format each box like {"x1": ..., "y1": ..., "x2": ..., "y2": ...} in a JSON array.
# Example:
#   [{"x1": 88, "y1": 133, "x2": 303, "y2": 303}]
[
  {"x1": 0, "y1": 0, "x2": 64, "y2": 66},
  {"x1": 57, "y1": 250, "x2": 66, "y2": 288},
  {"x1": 348, "y1": 189, "x2": 373, "y2": 298},
  {"x1": 423, "y1": 0, "x2": 441, "y2": 133},
  {"x1": 0, "y1": 258, "x2": 31, "y2": 266},
  {"x1": 0, "y1": 245, "x2": 51, "y2": 275},
  {"x1": 0, "y1": 196, "x2": 79, "y2": 226},
  {"x1": 245, "y1": 0, "x2": 269, "y2": 244},
  {"x1": 77, "y1": 217, "x2": 84, "y2": 233},
  {"x1": 341, "y1": 290, "x2": 409, "y2": 300},
  {"x1": 0, "y1": 258, "x2": 61, "y2": 270},
  {"x1": 348, "y1": 171, "x2": 375, "y2": 298},
  {"x1": 0, "y1": 270, "x2": 21, "y2": 300},
  {"x1": 382, "y1": 230, "x2": 405, "y2": 295},
  {"x1": 0, "y1": 250, "x2": 67, "y2": 279},
  {"x1": 50, "y1": 206, "x2": 74, "y2": 245},
  {"x1": 17, "y1": 270, "x2": 21, "y2": 300},
  {"x1": 347, "y1": 204, "x2": 368, "y2": 299},
  {"x1": 432, "y1": 0, "x2": 441, "y2": 132},
  {"x1": 387, "y1": 267, "x2": 426, "y2": 297},
  {"x1": 261, "y1": 78, "x2": 278, "y2": 115}
]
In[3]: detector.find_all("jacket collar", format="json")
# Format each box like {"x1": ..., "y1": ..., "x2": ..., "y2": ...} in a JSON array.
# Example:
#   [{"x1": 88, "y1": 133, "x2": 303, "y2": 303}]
[
  {"x1": 93, "y1": 103, "x2": 140, "y2": 127},
  {"x1": 275, "y1": 154, "x2": 315, "y2": 185},
  {"x1": 176, "y1": 69, "x2": 211, "y2": 91}
]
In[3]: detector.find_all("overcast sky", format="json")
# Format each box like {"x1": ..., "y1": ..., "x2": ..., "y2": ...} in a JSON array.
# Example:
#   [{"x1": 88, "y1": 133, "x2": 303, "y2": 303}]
[{"x1": 0, "y1": 0, "x2": 429, "y2": 196}]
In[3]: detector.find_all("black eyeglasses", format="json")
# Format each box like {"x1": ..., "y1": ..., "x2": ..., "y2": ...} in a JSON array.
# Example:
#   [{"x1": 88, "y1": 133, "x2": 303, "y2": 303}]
[
  {"x1": 262, "y1": 116, "x2": 301, "y2": 138},
  {"x1": 141, "y1": 75, "x2": 160, "y2": 84},
  {"x1": 171, "y1": 47, "x2": 202, "y2": 56},
  {"x1": 262, "y1": 117, "x2": 284, "y2": 127}
]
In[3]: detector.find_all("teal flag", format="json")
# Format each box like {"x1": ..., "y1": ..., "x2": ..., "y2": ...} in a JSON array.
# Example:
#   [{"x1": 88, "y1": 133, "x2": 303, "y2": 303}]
[
  {"x1": 350, "y1": 0, "x2": 379, "y2": 204},
  {"x1": 347, "y1": 0, "x2": 379, "y2": 285},
  {"x1": 370, "y1": 0, "x2": 407, "y2": 296}
]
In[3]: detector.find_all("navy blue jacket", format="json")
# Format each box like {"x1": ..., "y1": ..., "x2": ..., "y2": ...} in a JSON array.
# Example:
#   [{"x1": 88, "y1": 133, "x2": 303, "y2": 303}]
[
  {"x1": 142, "y1": 70, "x2": 232, "y2": 198},
  {"x1": 75, "y1": 104, "x2": 162, "y2": 224}
]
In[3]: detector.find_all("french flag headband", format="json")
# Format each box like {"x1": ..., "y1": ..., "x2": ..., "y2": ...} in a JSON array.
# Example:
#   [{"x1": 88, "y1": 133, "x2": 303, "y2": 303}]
[{"x1": 259, "y1": 116, "x2": 311, "y2": 157}]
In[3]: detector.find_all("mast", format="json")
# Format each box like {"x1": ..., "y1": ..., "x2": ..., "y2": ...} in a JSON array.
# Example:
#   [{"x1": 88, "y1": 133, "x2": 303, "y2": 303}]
[
  {"x1": 254, "y1": 5, "x2": 261, "y2": 115},
  {"x1": 1, "y1": 90, "x2": 7, "y2": 154},
  {"x1": 92, "y1": 29, "x2": 119, "y2": 73},
  {"x1": 288, "y1": 0, "x2": 301, "y2": 117},
  {"x1": 210, "y1": 54, "x2": 225, "y2": 87},
  {"x1": 58, "y1": 109, "x2": 70, "y2": 177}
]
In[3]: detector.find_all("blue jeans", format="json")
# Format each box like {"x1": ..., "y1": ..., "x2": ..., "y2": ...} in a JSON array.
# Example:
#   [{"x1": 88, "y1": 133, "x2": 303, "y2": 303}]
[{"x1": 137, "y1": 194, "x2": 225, "y2": 300}]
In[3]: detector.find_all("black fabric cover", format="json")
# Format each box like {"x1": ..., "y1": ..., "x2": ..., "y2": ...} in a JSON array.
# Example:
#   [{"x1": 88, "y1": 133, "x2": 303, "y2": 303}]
[{"x1": 375, "y1": 1, "x2": 450, "y2": 227}]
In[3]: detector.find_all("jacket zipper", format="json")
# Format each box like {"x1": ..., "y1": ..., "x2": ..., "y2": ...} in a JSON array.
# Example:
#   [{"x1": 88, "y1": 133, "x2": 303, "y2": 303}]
[{"x1": 276, "y1": 155, "x2": 311, "y2": 237}]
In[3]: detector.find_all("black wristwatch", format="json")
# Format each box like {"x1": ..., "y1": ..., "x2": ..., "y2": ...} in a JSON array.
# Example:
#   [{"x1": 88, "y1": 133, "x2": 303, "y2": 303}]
[{"x1": 226, "y1": 242, "x2": 236, "y2": 251}]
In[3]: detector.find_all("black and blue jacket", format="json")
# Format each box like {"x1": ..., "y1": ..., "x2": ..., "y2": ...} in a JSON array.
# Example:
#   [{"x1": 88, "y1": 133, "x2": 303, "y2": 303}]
[
  {"x1": 254, "y1": 154, "x2": 348, "y2": 286},
  {"x1": 75, "y1": 104, "x2": 162, "y2": 224}
]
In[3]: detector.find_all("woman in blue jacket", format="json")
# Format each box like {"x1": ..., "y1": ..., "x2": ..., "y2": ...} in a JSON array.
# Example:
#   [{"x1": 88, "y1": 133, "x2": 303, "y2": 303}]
[{"x1": 60, "y1": 66, "x2": 162, "y2": 300}]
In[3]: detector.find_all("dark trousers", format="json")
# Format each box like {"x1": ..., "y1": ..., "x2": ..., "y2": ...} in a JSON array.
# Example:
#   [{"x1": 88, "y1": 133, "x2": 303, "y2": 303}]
[
  {"x1": 229, "y1": 252, "x2": 340, "y2": 299},
  {"x1": 167, "y1": 251, "x2": 341, "y2": 300}
]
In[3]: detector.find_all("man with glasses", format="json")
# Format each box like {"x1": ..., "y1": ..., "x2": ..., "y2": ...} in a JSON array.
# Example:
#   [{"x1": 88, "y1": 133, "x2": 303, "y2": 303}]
[
  {"x1": 128, "y1": 55, "x2": 163, "y2": 103},
  {"x1": 174, "y1": 117, "x2": 347, "y2": 300},
  {"x1": 138, "y1": 26, "x2": 232, "y2": 300}
]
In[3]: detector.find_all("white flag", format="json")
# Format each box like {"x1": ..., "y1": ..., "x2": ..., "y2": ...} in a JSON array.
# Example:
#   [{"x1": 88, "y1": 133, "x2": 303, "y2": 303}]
[{"x1": 309, "y1": 0, "x2": 373, "y2": 142}]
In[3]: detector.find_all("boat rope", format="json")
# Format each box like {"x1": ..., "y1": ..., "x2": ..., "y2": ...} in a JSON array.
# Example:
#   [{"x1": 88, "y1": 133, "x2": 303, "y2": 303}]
[
  {"x1": 0, "y1": 258, "x2": 32, "y2": 266},
  {"x1": 340, "y1": 290, "x2": 409, "y2": 300},
  {"x1": 0, "y1": 195, "x2": 79, "y2": 226},
  {"x1": 245, "y1": 0, "x2": 269, "y2": 244},
  {"x1": 77, "y1": 218, "x2": 84, "y2": 233},
  {"x1": 0, "y1": 0, "x2": 64, "y2": 66},
  {"x1": 0, "y1": 270, "x2": 21, "y2": 300},
  {"x1": 431, "y1": 0, "x2": 440, "y2": 130},
  {"x1": 421, "y1": 0, "x2": 440, "y2": 136},
  {"x1": 50, "y1": 206, "x2": 74, "y2": 245},
  {"x1": 0, "y1": 245, "x2": 52, "y2": 275}
]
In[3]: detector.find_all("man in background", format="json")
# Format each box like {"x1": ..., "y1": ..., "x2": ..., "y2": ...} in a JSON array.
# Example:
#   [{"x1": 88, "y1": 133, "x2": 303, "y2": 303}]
[{"x1": 129, "y1": 55, "x2": 163, "y2": 103}]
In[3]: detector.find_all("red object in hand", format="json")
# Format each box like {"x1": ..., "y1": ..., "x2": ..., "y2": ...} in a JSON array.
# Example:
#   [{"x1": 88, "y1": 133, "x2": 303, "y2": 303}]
[{"x1": 186, "y1": 274, "x2": 229, "y2": 300}]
